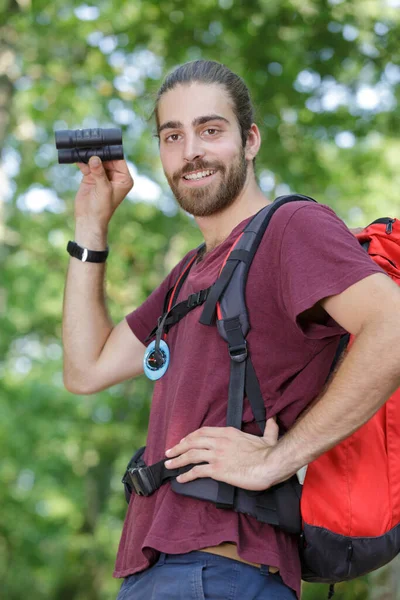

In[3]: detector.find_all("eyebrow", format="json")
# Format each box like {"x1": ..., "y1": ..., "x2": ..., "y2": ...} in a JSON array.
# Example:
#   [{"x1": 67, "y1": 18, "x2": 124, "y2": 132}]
[{"x1": 158, "y1": 114, "x2": 230, "y2": 134}]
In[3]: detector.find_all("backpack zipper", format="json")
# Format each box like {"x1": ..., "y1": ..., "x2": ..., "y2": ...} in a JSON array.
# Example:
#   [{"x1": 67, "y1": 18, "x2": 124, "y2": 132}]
[
  {"x1": 368, "y1": 217, "x2": 395, "y2": 234},
  {"x1": 386, "y1": 219, "x2": 394, "y2": 234}
]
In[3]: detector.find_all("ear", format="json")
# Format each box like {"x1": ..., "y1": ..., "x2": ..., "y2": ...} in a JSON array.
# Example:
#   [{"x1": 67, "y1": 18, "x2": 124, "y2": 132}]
[{"x1": 244, "y1": 123, "x2": 261, "y2": 161}]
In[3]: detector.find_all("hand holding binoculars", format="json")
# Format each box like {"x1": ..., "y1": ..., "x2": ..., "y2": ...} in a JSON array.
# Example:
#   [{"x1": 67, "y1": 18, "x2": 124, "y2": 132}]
[{"x1": 55, "y1": 127, "x2": 124, "y2": 164}]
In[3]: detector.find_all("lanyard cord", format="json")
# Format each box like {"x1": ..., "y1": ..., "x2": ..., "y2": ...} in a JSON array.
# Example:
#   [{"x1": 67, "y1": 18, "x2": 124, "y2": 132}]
[{"x1": 151, "y1": 249, "x2": 203, "y2": 366}]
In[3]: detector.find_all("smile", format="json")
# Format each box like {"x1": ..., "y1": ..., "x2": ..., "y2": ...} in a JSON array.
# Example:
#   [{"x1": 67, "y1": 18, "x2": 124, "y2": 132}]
[{"x1": 182, "y1": 169, "x2": 216, "y2": 181}]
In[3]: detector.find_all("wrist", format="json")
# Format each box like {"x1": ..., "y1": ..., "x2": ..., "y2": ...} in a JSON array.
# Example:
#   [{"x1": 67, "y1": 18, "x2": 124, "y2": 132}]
[
  {"x1": 263, "y1": 441, "x2": 297, "y2": 487},
  {"x1": 74, "y1": 219, "x2": 108, "y2": 250},
  {"x1": 67, "y1": 240, "x2": 109, "y2": 263}
]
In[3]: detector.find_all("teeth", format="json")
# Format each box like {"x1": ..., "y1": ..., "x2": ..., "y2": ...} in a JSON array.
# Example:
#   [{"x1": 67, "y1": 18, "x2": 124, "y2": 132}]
[{"x1": 183, "y1": 170, "x2": 215, "y2": 181}]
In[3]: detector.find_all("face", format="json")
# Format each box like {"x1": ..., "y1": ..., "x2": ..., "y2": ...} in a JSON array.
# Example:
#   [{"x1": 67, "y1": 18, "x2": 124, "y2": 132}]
[{"x1": 157, "y1": 83, "x2": 249, "y2": 217}]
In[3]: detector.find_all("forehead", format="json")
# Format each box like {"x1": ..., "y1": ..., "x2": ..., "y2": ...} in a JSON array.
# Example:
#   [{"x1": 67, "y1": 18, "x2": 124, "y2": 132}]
[{"x1": 157, "y1": 82, "x2": 235, "y2": 127}]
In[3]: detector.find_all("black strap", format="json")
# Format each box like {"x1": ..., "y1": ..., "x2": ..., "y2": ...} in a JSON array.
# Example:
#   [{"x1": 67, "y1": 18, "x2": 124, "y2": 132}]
[
  {"x1": 170, "y1": 248, "x2": 203, "y2": 307},
  {"x1": 149, "y1": 459, "x2": 181, "y2": 486},
  {"x1": 215, "y1": 318, "x2": 247, "y2": 509},
  {"x1": 123, "y1": 454, "x2": 191, "y2": 498},
  {"x1": 153, "y1": 312, "x2": 169, "y2": 366},
  {"x1": 245, "y1": 359, "x2": 266, "y2": 433},
  {"x1": 145, "y1": 288, "x2": 211, "y2": 342},
  {"x1": 226, "y1": 361, "x2": 246, "y2": 427},
  {"x1": 361, "y1": 241, "x2": 370, "y2": 252},
  {"x1": 326, "y1": 333, "x2": 350, "y2": 382},
  {"x1": 145, "y1": 246, "x2": 204, "y2": 343},
  {"x1": 215, "y1": 359, "x2": 246, "y2": 509},
  {"x1": 227, "y1": 249, "x2": 250, "y2": 263},
  {"x1": 200, "y1": 260, "x2": 240, "y2": 326},
  {"x1": 163, "y1": 288, "x2": 210, "y2": 328},
  {"x1": 225, "y1": 317, "x2": 247, "y2": 352}
]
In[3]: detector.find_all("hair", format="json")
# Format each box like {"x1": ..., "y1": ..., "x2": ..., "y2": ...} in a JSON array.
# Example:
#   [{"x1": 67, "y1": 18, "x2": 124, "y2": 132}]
[{"x1": 154, "y1": 60, "x2": 255, "y2": 149}]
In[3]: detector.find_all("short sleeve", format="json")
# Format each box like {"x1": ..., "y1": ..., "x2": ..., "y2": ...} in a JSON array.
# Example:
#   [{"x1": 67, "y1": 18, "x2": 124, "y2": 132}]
[
  {"x1": 125, "y1": 252, "x2": 194, "y2": 344},
  {"x1": 279, "y1": 203, "x2": 386, "y2": 338}
]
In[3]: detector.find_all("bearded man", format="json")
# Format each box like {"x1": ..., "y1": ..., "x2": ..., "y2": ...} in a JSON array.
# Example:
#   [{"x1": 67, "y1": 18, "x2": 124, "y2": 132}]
[{"x1": 62, "y1": 60, "x2": 400, "y2": 599}]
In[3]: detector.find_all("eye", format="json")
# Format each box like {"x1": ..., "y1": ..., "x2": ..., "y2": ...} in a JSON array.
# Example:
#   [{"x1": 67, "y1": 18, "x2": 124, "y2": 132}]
[
  {"x1": 165, "y1": 133, "x2": 181, "y2": 143},
  {"x1": 203, "y1": 128, "x2": 219, "y2": 136}
]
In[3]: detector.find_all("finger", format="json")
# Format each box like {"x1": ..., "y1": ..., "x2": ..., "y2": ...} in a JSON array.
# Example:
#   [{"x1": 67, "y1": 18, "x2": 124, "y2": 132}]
[
  {"x1": 110, "y1": 159, "x2": 131, "y2": 173},
  {"x1": 77, "y1": 162, "x2": 90, "y2": 175},
  {"x1": 262, "y1": 417, "x2": 279, "y2": 446},
  {"x1": 166, "y1": 436, "x2": 216, "y2": 458},
  {"x1": 102, "y1": 159, "x2": 131, "y2": 175},
  {"x1": 176, "y1": 464, "x2": 213, "y2": 484},
  {"x1": 165, "y1": 449, "x2": 212, "y2": 470},
  {"x1": 88, "y1": 156, "x2": 111, "y2": 187},
  {"x1": 166, "y1": 426, "x2": 250, "y2": 458}
]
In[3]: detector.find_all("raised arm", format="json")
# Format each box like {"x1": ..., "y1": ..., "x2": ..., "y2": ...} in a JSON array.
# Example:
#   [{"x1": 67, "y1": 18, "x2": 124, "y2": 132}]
[{"x1": 62, "y1": 156, "x2": 145, "y2": 395}]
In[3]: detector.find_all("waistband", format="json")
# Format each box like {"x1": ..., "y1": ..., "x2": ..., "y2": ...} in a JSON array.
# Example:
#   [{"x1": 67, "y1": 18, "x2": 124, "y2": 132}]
[{"x1": 156, "y1": 550, "x2": 271, "y2": 576}]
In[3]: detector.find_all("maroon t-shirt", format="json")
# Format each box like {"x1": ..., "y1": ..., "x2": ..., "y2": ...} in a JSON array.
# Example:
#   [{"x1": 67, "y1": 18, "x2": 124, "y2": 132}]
[{"x1": 114, "y1": 201, "x2": 384, "y2": 597}]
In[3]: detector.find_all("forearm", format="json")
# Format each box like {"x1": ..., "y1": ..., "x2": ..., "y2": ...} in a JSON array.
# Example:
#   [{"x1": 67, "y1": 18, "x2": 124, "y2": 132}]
[
  {"x1": 62, "y1": 220, "x2": 113, "y2": 391},
  {"x1": 267, "y1": 318, "x2": 400, "y2": 486}
]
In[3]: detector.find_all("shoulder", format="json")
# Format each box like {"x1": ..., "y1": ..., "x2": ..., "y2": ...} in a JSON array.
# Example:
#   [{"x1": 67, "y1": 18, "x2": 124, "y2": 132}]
[
  {"x1": 255, "y1": 199, "x2": 352, "y2": 260},
  {"x1": 269, "y1": 199, "x2": 357, "y2": 255},
  {"x1": 271, "y1": 199, "x2": 345, "y2": 231}
]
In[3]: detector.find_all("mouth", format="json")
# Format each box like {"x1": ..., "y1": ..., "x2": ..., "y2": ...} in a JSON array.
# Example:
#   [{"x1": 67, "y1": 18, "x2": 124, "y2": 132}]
[{"x1": 181, "y1": 169, "x2": 217, "y2": 185}]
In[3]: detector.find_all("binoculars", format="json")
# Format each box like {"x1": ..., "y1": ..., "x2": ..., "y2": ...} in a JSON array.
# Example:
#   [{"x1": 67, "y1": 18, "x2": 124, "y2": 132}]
[{"x1": 55, "y1": 127, "x2": 124, "y2": 164}]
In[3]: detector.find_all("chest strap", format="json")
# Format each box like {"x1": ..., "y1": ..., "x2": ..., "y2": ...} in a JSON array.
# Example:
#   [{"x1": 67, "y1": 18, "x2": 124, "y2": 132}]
[{"x1": 145, "y1": 287, "x2": 210, "y2": 343}]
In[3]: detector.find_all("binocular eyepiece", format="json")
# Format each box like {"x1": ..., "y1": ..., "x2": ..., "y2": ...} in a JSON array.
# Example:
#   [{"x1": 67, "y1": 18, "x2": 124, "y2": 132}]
[{"x1": 55, "y1": 127, "x2": 124, "y2": 164}]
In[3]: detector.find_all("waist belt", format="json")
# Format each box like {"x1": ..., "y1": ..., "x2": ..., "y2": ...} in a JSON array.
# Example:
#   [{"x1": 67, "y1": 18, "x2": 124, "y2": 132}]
[{"x1": 122, "y1": 445, "x2": 302, "y2": 535}]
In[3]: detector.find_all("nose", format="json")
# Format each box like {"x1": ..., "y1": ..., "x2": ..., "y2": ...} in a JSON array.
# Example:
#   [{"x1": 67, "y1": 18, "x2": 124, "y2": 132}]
[{"x1": 183, "y1": 133, "x2": 205, "y2": 163}]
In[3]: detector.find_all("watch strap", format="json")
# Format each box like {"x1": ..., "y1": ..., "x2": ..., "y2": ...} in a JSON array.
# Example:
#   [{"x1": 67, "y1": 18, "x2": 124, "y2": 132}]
[{"x1": 67, "y1": 240, "x2": 109, "y2": 263}]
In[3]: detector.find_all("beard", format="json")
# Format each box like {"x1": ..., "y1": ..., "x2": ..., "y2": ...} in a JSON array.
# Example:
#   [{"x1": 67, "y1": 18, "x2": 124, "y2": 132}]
[{"x1": 165, "y1": 147, "x2": 248, "y2": 217}]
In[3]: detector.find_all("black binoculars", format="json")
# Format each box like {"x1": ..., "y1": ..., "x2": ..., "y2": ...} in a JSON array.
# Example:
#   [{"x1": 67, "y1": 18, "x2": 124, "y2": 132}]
[{"x1": 55, "y1": 127, "x2": 124, "y2": 164}]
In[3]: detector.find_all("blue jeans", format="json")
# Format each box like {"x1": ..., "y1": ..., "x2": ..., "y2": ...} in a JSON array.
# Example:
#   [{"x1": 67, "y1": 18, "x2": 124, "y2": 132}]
[{"x1": 116, "y1": 550, "x2": 296, "y2": 600}]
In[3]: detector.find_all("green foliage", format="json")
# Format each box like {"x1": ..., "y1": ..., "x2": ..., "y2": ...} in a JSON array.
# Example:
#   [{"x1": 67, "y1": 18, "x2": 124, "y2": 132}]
[{"x1": 1, "y1": 0, "x2": 399, "y2": 598}]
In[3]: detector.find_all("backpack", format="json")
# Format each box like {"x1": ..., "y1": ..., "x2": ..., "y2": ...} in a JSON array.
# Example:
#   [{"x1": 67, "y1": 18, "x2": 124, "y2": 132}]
[
  {"x1": 299, "y1": 214, "x2": 400, "y2": 589},
  {"x1": 122, "y1": 195, "x2": 400, "y2": 591}
]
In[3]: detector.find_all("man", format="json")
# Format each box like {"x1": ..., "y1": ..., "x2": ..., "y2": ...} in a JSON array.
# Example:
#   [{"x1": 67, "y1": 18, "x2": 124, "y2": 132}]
[{"x1": 62, "y1": 60, "x2": 400, "y2": 599}]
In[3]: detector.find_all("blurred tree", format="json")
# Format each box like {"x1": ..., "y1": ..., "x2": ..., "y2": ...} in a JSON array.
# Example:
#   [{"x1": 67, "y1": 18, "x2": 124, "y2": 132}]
[{"x1": 1, "y1": 0, "x2": 399, "y2": 598}]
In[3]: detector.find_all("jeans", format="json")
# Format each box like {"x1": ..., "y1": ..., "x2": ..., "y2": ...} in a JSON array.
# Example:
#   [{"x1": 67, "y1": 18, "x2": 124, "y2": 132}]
[{"x1": 116, "y1": 550, "x2": 296, "y2": 600}]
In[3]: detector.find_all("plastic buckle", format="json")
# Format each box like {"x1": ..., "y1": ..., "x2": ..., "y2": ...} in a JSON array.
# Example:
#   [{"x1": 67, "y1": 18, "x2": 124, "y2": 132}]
[
  {"x1": 188, "y1": 291, "x2": 202, "y2": 308},
  {"x1": 228, "y1": 342, "x2": 248, "y2": 362},
  {"x1": 123, "y1": 466, "x2": 155, "y2": 497}
]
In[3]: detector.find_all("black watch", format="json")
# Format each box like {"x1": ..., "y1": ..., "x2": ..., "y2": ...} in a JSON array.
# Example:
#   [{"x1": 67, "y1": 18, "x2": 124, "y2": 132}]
[{"x1": 67, "y1": 241, "x2": 109, "y2": 263}]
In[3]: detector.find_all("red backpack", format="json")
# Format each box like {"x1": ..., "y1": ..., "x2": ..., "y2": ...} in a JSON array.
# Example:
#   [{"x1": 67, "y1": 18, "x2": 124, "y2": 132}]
[{"x1": 300, "y1": 217, "x2": 400, "y2": 592}]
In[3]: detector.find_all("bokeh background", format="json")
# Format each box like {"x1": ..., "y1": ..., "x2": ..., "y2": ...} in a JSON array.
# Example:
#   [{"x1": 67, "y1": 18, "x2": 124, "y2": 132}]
[{"x1": 1, "y1": 0, "x2": 400, "y2": 598}]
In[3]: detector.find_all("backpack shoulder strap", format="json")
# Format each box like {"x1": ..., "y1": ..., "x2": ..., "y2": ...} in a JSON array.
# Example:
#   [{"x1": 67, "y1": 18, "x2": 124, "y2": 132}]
[
  {"x1": 200, "y1": 194, "x2": 317, "y2": 332},
  {"x1": 201, "y1": 193, "x2": 317, "y2": 509}
]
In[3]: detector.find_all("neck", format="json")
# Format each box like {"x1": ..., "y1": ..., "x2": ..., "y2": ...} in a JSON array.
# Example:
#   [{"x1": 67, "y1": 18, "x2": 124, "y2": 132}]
[{"x1": 195, "y1": 170, "x2": 271, "y2": 253}]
